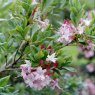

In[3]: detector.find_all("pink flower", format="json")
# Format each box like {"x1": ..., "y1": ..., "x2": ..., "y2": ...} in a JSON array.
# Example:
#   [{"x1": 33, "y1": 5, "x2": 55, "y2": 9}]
[
  {"x1": 50, "y1": 79, "x2": 61, "y2": 90},
  {"x1": 78, "y1": 41, "x2": 94, "y2": 58},
  {"x1": 84, "y1": 79, "x2": 95, "y2": 95},
  {"x1": 20, "y1": 60, "x2": 31, "y2": 79},
  {"x1": 20, "y1": 60, "x2": 61, "y2": 90},
  {"x1": 20, "y1": 61, "x2": 52, "y2": 90},
  {"x1": 37, "y1": 19, "x2": 49, "y2": 31},
  {"x1": 86, "y1": 64, "x2": 94, "y2": 72},
  {"x1": 25, "y1": 67, "x2": 51, "y2": 90},
  {"x1": 57, "y1": 19, "x2": 76, "y2": 44},
  {"x1": 84, "y1": 50, "x2": 94, "y2": 58}
]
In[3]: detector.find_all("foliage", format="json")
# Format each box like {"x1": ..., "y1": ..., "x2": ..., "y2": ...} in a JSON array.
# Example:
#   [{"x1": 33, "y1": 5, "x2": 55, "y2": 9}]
[{"x1": 0, "y1": 0, "x2": 95, "y2": 95}]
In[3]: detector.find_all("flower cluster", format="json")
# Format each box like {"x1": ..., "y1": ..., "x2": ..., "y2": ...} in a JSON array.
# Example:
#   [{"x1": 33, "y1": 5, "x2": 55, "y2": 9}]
[
  {"x1": 40, "y1": 45, "x2": 58, "y2": 71},
  {"x1": 78, "y1": 40, "x2": 95, "y2": 58},
  {"x1": 57, "y1": 18, "x2": 92, "y2": 44},
  {"x1": 20, "y1": 45, "x2": 61, "y2": 90},
  {"x1": 82, "y1": 79, "x2": 95, "y2": 95},
  {"x1": 86, "y1": 63, "x2": 95, "y2": 73},
  {"x1": 20, "y1": 60, "x2": 60, "y2": 90},
  {"x1": 20, "y1": 61, "x2": 51, "y2": 90},
  {"x1": 57, "y1": 19, "x2": 76, "y2": 44},
  {"x1": 77, "y1": 18, "x2": 91, "y2": 34}
]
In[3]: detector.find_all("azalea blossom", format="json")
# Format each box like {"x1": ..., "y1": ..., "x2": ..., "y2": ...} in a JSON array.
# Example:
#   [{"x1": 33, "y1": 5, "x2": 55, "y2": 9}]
[
  {"x1": 57, "y1": 19, "x2": 76, "y2": 44},
  {"x1": 25, "y1": 67, "x2": 51, "y2": 90},
  {"x1": 50, "y1": 79, "x2": 61, "y2": 90},
  {"x1": 20, "y1": 60, "x2": 31, "y2": 79},
  {"x1": 20, "y1": 60, "x2": 53, "y2": 90},
  {"x1": 46, "y1": 53, "x2": 57, "y2": 63},
  {"x1": 37, "y1": 19, "x2": 49, "y2": 31},
  {"x1": 78, "y1": 41, "x2": 94, "y2": 58},
  {"x1": 86, "y1": 64, "x2": 94, "y2": 73},
  {"x1": 83, "y1": 79, "x2": 95, "y2": 95},
  {"x1": 20, "y1": 60, "x2": 61, "y2": 90},
  {"x1": 76, "y1": 18, "x2": 92, "y2": 35},
  {"x1": 84, "y1": 50, "x2": 94, "y2": 58},
  {"x1": 78, "y1": 46, "x2": 94, "y2": 58}
]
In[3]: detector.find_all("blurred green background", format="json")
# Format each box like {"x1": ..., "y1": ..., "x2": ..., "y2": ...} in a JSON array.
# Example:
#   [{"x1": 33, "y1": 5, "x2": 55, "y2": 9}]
[{"x1": 81, "y1": 0, "x2": 95, "y2": 10}]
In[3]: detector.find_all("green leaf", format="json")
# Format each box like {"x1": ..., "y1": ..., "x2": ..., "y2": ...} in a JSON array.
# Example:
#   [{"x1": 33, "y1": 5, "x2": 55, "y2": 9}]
[
  {"x1": 34, "y1": 51, "x2": 44, "y2": 60},
  {"x1": 22, "y1": 1, "x2": 30, "y2": 12},
  {"x1": 16, "y1": 26, "x2": 24, "y2": 37},
  {"x1": 69, "y1": 0, "x2": 85, "y2": 25},
  {"x1": 62, "y1": 67, "x2": 76, "y2": 72},
  {"x1": 57, "y1": 57, "x2": 64, "y2": 64},
  {"x1": 22, "y1": 17, "x2": 28, "y2": 28},
  {"x1": 60, "y1": 0, "x2": 67, "y2": 9},
  {"x1": 32, "y1": 31, "x2": 39, "y2": 42},
  {"x1": 53, "y1": 72, "x2": 60, "y2": 79},
  {"x1": 41, "y1": 0, "x2": 54, "y2": 13},
  {"x1": 0, "y1": 76, "x2": 10, "y2": 87},
  {"x1": 0, "y1": 2, "x2": 13, "y2": 13},
  {"x1": 24, "y1": 25, "x2": 31, "y2": 38}
]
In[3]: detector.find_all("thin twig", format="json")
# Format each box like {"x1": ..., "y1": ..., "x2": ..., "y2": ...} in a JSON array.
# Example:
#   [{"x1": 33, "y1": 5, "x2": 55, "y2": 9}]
[
  {"x1": 0, "y1": 41, "x2": 29, "y2": 73},
  {"x1": 5, "y1": 55, "x2": 7, "y2": 68}
]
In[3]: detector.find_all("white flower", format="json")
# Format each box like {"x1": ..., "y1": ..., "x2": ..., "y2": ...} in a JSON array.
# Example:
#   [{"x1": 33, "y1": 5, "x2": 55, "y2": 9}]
[
  {"x1": 80, "y1": 18, "x2": 91, "y2": 26},
  {"x1": 32, "y1": 0, "x2": 38, "y2": 5},
  {"x1": 77, "y1": 24, "x2": 84, "y2": 34},
  {"x1": 46, "y1": 53, "x2": 57, "y2": 63},
  {"x1": 77, "y1": 18, "x2": 92, "y2": 35},
  {"x1": 83, "y1": 19, "x2": 91, "y2": 26},
  {"x1": 25, "y1": 60, "x2": 31, "y2": 66}
]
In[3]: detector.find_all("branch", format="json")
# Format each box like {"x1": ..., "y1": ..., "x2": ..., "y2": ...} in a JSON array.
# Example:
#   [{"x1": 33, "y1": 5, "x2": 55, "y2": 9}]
[{"x1": 0, "y1": 40, "x2": 29, "y2": 73}]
